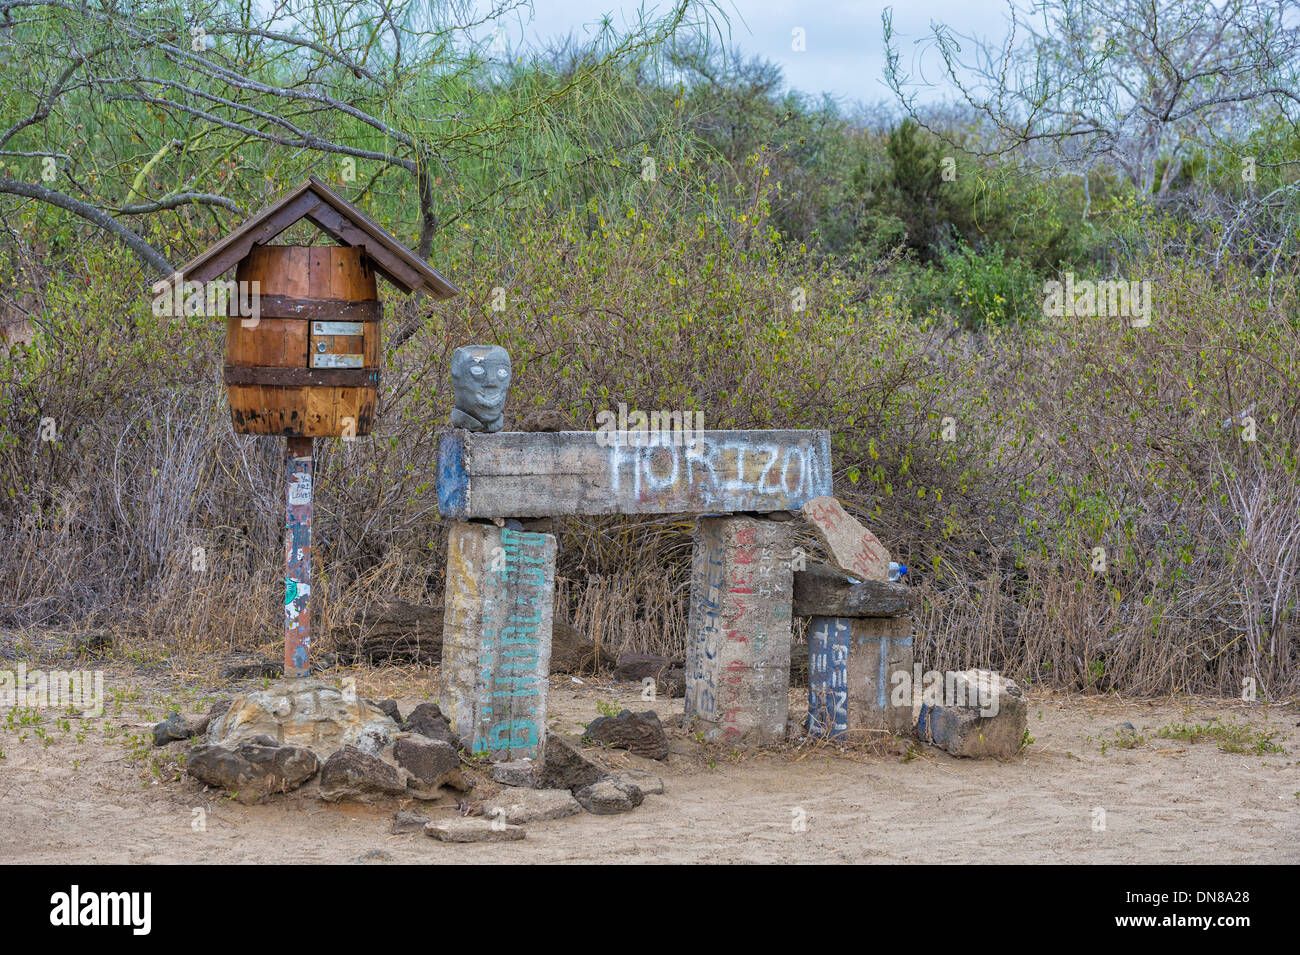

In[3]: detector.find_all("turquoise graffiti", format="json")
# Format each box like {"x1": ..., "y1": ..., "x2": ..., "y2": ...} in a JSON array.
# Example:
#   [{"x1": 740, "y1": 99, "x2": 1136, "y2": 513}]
[{"x1": 471, "y1": 527, "x2": 550, "y2": 757}]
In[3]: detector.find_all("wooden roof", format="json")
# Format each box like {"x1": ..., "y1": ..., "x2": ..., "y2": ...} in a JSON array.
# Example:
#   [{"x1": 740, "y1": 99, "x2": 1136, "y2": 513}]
[{"x1": 170, "y1": 176, "x2": 459, "y2": 298}]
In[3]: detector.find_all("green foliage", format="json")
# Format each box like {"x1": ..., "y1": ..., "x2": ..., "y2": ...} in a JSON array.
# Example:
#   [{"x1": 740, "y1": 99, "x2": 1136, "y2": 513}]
[
  {"x1": 851, "y1": 119, "x2": 954, "y2": 261},
  {"x1": 1155, "y1": 718, "x2": 1286, "y2": 755},
  {"x1": 848, "y1": 120, "x2": 1108, "y2": 268},
  {"x1": 938, "y1": 242, "x2": 1041, "y2": 328},
  {"x1": 0, "y1": 5, "x2": 1298, "y2": 698}
]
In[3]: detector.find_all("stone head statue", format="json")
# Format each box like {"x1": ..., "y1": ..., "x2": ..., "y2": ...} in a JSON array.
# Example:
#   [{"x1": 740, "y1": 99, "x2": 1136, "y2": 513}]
[{"x1": 450, "y1": 345, "x2": 511, "y2": 433}]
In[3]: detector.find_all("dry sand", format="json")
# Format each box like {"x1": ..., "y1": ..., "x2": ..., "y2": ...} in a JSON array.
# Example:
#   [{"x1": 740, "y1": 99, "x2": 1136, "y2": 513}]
[{"x1": 2, "y1": 667, "x2": 1296, "y2": 864}]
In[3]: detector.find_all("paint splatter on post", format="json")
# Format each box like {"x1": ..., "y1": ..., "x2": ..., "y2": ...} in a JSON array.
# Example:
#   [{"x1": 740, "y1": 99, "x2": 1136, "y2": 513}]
[
  {"x1": 685, "y1": 516, "x2": 794, "y2": 742},
  {"x1": 808, "y1": 616, "x2": 850, "y2": 738},
  {"x1": 805, "y1": 615, "x2": 913, "y2": 739},
  {"x1": 284, "y1": 437, "x2": 313, "y2": 677},
  {"x1": 441, "y1": 522, "x2": 556, "y2": 760}
]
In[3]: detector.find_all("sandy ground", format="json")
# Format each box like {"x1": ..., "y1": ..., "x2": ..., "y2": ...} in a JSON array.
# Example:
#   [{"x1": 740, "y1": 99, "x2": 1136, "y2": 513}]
[{"x1": 1, "y1": 666, "x2": 1296, "y2": 864}]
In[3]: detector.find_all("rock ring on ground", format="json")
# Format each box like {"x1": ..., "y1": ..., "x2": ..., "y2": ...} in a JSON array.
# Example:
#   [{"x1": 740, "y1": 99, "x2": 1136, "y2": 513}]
[
  {"x1": 425, "y1": 817, "x2": 525, "y2": 842},
  {"x1": 538, "y1": 734, "x2": 607, "y2": 791},
  {"x1": 206, "y1": 678, "x2": 399, "y2": 762},
  {"x1": 186, "y1": 741, "x2": 320, "y2": 805},
  {"x1": 318, "y1": 745, "x2": 408, "y2": 803},
  {"x1": 583, "y1": 709, "x2": 669, "y2": 760},
  {"x1": 574, "y1": 776, "x2": 644, "y2": 815}
]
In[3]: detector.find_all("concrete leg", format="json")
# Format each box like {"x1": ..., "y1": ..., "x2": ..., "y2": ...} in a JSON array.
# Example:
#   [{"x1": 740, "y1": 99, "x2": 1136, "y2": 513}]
[
  {"x1": 685, "y1": 515, "x2": 794, "y2": 743},
  {"x1": 807, "y1": 616, "x2": 851, "y2": 739},
  {"x1": 440, "y1": 521, "x2": 556, "y2": 761},
  {"x1": 846, "y1": 616, "x2": 914, "y2": 737},
  {"x1": 807, "y1": 615, "x2": 913, "y2": 740}
]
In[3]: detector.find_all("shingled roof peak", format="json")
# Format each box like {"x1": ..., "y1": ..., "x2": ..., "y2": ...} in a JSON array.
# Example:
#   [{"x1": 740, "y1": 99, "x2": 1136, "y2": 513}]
[{"x1": 169, "y1": 177, "x2": 458, "y2": 299}]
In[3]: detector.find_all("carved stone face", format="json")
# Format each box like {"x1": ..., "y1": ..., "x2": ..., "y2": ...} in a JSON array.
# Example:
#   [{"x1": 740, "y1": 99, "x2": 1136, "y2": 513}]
[{"x1": 450, "y1": 345, "x2": 511, "y2": 432}]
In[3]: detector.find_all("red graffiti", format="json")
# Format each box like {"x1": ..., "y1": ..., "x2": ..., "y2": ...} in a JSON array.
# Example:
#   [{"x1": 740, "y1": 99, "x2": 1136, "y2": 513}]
[{"x1": 805, "y1": 500, "x2": 843, "y2": 528}]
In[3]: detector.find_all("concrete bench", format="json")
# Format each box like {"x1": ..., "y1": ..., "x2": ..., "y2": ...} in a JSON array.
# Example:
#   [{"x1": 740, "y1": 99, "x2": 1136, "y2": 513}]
[{"x1": 437, "y1": 428, "x2": 833, "y2": 756}]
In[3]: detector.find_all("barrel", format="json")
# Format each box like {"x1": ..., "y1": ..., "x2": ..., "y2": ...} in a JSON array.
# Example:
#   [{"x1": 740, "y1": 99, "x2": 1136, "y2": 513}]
[{"x1": 224, "y1": 245, "x2": 381, "y2": 437}]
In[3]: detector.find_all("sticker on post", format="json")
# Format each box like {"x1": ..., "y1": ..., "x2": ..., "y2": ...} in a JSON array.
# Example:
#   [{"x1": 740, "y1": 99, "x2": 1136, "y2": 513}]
[
  {"x1": 312, "y1": 321, "x2": 365, "y2": 336},
  {"x1": 311, "y1": 353, "x2": 364, "y2": 368},
  {"x1": 289, "y1": 473, "x2": 312, "y2": 505}
]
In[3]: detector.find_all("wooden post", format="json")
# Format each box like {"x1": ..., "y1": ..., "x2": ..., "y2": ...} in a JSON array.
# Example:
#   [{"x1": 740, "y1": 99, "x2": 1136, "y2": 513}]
[
  {"x1": 441, "y1": 521, "x2": 556, "y2": 760},
  {"x1": 284, "y1": 436, "x2": 313, "y2": 677},
  {"x1": 685, "y1": 516, "x2": 794, "y2": 743}
]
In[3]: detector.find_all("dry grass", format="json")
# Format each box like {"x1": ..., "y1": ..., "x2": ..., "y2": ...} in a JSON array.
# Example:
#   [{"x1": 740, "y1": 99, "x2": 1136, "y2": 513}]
[{"x1": 2, "y1": 220, "x2": 1297, "y2": 699}]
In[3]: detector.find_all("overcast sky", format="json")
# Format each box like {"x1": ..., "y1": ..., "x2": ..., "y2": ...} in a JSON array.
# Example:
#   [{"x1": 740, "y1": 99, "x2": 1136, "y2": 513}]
[{"x1": 491, "y1": 0, "x2": 1021, "y2": 108}]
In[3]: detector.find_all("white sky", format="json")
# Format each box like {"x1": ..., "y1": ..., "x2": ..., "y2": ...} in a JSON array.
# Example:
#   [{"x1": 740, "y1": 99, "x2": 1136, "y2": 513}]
[{"x1": 493, "y1": 0, "x2": 1023, "y2": 107}]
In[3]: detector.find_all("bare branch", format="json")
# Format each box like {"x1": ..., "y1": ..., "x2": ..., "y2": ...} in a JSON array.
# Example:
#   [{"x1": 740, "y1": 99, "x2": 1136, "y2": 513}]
[{"x1": 0, "y1": 176, "x2": 172, "y2": 274}]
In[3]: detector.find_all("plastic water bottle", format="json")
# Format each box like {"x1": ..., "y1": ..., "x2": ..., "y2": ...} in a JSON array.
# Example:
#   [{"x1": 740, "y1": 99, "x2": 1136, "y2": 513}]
[{"x1": 888, "y1": 562, "x2": 907, "y2": 582}]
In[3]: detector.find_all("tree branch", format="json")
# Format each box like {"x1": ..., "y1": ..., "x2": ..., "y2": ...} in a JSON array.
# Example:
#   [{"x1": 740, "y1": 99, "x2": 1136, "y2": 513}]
[{"x1": 0, "y1": 177, "x2": 172, "y2": 274}]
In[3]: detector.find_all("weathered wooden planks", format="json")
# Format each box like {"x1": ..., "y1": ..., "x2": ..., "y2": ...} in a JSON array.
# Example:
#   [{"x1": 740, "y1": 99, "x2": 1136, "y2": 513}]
[
  {"x1": 685, "y1": 516, "x2": 795, "y2": 743},
  {"x1": 223, "y1": 366, "x2": 378, "y2": 387},
  {"x1": 173, "y1": 177, "x2": 459, "y2": 298},
  {"x1": 256, "y1": 296, "x2": 382, "y2": 322},
  {"x1": 793, "y1": 562, "x2": 914, "y2": 617},
  {"x1": 440, "y1": 522, "x2": 556, "y2": 761},
  {"x1": 437, "y1": 429, "x2": 833, "y2": 519},
  {"x1": 226, "y1": 245, "x2": 378, "y2": 437}
]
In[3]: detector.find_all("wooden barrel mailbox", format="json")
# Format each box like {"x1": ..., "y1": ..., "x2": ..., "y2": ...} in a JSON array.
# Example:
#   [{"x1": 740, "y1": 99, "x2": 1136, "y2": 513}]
[
  {"x1": 171, "y1": 176, "x2": 458, "y2": 438},
  {"x1": 167, "y1": 176, "x2": 459, "y2": 675},
  {"x1": 226, "y1": 245, "x2": 381, "y2": 437}
]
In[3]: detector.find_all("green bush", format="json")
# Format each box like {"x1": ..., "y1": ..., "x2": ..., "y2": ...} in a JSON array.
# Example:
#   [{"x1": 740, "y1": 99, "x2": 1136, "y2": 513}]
[{"x1": 939, "y1": 242, "x2": 1042, "y2": 328}]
